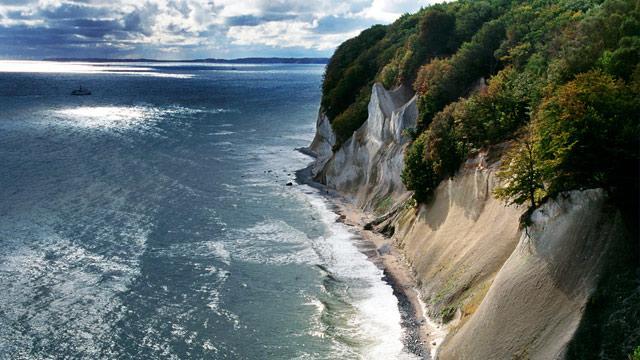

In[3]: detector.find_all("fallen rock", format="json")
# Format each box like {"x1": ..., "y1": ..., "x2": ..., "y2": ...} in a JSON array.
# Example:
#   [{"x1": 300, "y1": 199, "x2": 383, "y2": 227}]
[{"x1": 377, "y1": 244, "x2": 392, "y2": 255}]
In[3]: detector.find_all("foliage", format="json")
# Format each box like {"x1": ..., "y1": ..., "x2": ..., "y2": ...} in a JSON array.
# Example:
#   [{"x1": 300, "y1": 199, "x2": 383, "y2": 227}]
[
  {"x1": 494, "y1": 125, "x2": 546, "y2": 208},
  {"x1": 397, "y1": 7, "x2": 457, "y2": 85},
  {"x1": 414, "y1": 18, "x2": 506, "y2": 129},
  {"x1": 401, "y1": 133, "x2": 438, "y2": 204},
  {"x1": 321, "y1": 14, "x2": 421, "y2": 145},
  {"x1": 454, "y1": 67, "x2": 531, "y2": 149},
  {"x1": 548, "y1": 0, "x2": 640, "y2": 82},
  {"x1": 493, "y1": 69, "x2": 639, "y2": 209},
  {"x1": 424, "y1": 102, "x2": 466, "y2": 178},
  {"x1": 331, "y1": 88, "x2": 370, "y2": 146},
  {"x1": 534, "y1": 70, "x2": 639, "y2": 197},
  {"x1": 321, "y1": 0, "x2": 508, "y2": 145},
  {"x1": 322, "y1": 0, "x2": 639, "y2": 207},
  {"x1": 495, "y1": 70, "x2": 639, "y2": 207}
]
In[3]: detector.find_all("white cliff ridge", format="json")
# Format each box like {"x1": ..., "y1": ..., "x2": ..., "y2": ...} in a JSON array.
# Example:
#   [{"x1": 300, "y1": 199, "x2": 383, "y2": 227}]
[
  {"x1": 319, "y1": 83, "x2": 417, "y2": 212},
  {"x1": 308, "y1": 110, "x2": 335, "y2": 177}
]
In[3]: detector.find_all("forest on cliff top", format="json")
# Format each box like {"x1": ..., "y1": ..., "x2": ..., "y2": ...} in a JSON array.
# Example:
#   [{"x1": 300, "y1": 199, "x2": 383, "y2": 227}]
[{"x1": 321, "y1": 0, "x2": 639, "y2": 209}]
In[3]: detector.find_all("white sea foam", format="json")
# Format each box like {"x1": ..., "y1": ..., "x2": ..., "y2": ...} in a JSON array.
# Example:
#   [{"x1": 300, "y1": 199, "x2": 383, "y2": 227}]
[
  {"x1": 229, "y1": 220, "x2": 320, "y2": 265},
  {"x1": 203, "y1": 268, "x2": 240, "y2": 328},
  {"x1": 205, "y1": 241, "x2": 231, "y2": 265},
  {"x1": 210, "y1": 131, "x2": 236, "y2": 136},
  {"x1": 299, "y1": 186, "x2": 418, "y2": 360},
  {"x1": 243, "y1": 143, "x2": 416, "y2": 358}
]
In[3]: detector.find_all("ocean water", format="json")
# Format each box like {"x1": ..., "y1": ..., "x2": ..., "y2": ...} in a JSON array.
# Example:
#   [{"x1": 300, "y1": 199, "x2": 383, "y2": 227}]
[{"x1": 0, "y1": 61, "x2": 416, "y2": 359}]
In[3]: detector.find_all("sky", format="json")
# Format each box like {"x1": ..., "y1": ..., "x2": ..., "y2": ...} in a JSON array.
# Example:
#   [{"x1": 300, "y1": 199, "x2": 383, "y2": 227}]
[{"x1": 0, "y1": 0, "x2": 438, "y2": 59}]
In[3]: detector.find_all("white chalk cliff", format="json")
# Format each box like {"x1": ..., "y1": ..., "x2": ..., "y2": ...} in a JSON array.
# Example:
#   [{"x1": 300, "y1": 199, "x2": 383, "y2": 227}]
[
  {"x1": 319, "y1": 83, "x2": 417, "y2": 212},
  {"x1": 309, "y1": 83, "x2": 627, "y2": 359},
  {"x1": 439, "y1": 189, "x2": 624, "y2": 360},
  {"x1": 308, "y1": 110, "x2": 335, "y2": 177}
]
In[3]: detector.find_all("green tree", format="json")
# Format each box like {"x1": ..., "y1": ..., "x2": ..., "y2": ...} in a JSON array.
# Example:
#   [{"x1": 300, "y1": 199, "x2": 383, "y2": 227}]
[
  {"x1": 425, "y1": 102, "x2": 465, "y2": 178},
  {"x1": 401, "y1": 133, "x2": 438, "y2": 203},
  {"x1": 399, "y1": 8, "x2": 456, "y2": 84},
  {"x1": 534, "y1": 70, "x2": 639, "y2": 197},
  {"x1": 454, "y1": 67, "x2": 530, "y2": 149},
  {"x1": 494, "y1": 125, "x2": 546, "y2": 208}
]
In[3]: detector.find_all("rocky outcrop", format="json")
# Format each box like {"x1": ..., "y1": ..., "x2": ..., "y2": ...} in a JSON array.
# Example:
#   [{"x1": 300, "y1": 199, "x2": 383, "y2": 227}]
[{"x1": 319, "y1": 83, "x2": 417, "y2": 213}]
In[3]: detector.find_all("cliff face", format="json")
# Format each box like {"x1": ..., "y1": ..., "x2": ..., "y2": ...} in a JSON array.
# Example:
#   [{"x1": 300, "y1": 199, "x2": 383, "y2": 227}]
[
  {"x1": 308, "y1": 110, "x2": 335, "y2": 177},
  {"x1": 309, "y1": 83, "x2": 630, "y2": 359},
  {"x1": 319, "y1": 83, "x2": 417, "y2": 213},
  {"x1": 439, "y1": 189, "x2": 625, "y2": 360},
  {"x1": 392, "y1": 152, "x2": 522, "y2": 326}
]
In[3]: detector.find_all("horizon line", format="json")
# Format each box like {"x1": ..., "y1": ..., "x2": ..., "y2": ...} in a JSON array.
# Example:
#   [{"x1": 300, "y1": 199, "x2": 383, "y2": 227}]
[{"x1": 34, "y1": 57, "x2": 330, "y2": 64}]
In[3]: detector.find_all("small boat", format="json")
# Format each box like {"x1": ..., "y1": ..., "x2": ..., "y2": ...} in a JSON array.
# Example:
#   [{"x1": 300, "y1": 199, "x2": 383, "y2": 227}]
[{"x1": 71, "y1": 86, "x2": 91, "y2": 96}]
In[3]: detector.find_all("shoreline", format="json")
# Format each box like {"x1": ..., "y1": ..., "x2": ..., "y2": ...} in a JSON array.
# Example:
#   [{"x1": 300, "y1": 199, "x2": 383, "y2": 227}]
[
  {"x1": 334, "y1": 201, "x2": 447, "y2": 360},
  {"x1": 295, "y1": 157, "x2": 446, "y2": 359}
]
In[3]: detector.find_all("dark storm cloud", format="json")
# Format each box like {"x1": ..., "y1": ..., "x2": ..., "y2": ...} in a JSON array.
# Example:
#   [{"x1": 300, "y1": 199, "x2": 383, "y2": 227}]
[
  {"x1": 62, "y1": 18, "x2": 125, "y2": 38},
  {"x1": 0, "y1": 22, "x2": 133, "y2": 48}
]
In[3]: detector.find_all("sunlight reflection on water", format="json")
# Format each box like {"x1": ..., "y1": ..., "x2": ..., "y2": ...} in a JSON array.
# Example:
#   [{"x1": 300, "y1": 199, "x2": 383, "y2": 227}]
[
  {"x1": 53, "y1": 106, "x2": 160, "y2": 130},
  {"x1": 0, "y1": 61, "x2": 192, "y2": 78}
]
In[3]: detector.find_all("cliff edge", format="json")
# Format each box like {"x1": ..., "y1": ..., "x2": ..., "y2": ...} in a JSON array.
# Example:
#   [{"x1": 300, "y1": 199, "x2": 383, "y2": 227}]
[{"x1": 308, "y1": 83, "x2": 635, "y2": 359}]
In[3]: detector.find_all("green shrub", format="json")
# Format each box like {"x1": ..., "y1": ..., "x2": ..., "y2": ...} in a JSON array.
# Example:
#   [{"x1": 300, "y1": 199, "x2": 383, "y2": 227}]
[
  {"x1": 425, "y1": 102, "x2": 466, "y2": 178},
  {"x1": 414, "y1": 19, "x2": 506, "y2": 130},
  {"x1": 398, "y1": 8, "x2": 456, "y2": 85},
  {"x1": 494, "y1": 125, "x2": 546, "y2": 208},
  {"x1": 401, "y1": 133, "x2": 438, "y2": 203},
  {"x1": 454, "y1": 67, "x2": 530, "y2": 149}
]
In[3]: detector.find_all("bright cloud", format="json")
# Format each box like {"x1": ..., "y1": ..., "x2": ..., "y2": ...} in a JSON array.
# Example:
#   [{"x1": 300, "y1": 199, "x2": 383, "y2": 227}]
[{"x1": 0, "y1": 0, "x2": 438, "y2": 59}]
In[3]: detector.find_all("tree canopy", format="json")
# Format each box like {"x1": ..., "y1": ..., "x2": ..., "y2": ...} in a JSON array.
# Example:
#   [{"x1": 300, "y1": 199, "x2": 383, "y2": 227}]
[{"x1": 321, "y1": 0, "x2": 639, "y2": 206}]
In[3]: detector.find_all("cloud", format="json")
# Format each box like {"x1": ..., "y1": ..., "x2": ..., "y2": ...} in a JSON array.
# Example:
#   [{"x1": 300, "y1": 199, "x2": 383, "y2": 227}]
[
  {"x1": 38, "y1": 2, "x2": 111, "y2": 20},
  {"x1": 361, "y1": 0, "x2": 428, "y2": 22},
  {"x1": 0, "y1": 0, "x2": 437, "y2": 59},
  {"x1": 227, "y1": 20, "x2": 361, "y2": 51}
]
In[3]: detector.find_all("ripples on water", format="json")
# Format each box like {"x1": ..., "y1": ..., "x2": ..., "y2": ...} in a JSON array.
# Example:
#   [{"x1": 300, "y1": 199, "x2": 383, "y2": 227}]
[{"x1": 0, "y1": 62, "x2": 416, "y2": 359}]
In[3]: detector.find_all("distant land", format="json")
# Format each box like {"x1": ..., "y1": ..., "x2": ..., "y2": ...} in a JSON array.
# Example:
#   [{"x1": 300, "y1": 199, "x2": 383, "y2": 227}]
[{"x1": 43, "y1": 57, "x2": 329, "y2": 64}]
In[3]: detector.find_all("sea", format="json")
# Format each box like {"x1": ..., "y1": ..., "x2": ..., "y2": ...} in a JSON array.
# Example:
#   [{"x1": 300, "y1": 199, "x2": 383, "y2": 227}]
[{"x1": 0, "y1": 61, "x2": 417, "y2": 359}]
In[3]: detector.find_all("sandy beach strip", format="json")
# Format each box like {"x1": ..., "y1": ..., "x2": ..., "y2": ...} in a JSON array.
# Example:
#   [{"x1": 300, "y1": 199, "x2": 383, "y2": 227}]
[
  {"x1": 334, "y1": 200, "x2": 447, "y2": 359},
  {"x1": 295, "y1": 161, "x2": 446, "y2": 359}
]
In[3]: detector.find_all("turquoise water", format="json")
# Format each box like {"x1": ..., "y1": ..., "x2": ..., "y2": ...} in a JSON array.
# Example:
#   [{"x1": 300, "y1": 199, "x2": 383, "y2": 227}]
[{"x1": 0, "y1": 61, "x2": 416, "y2": 359}]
